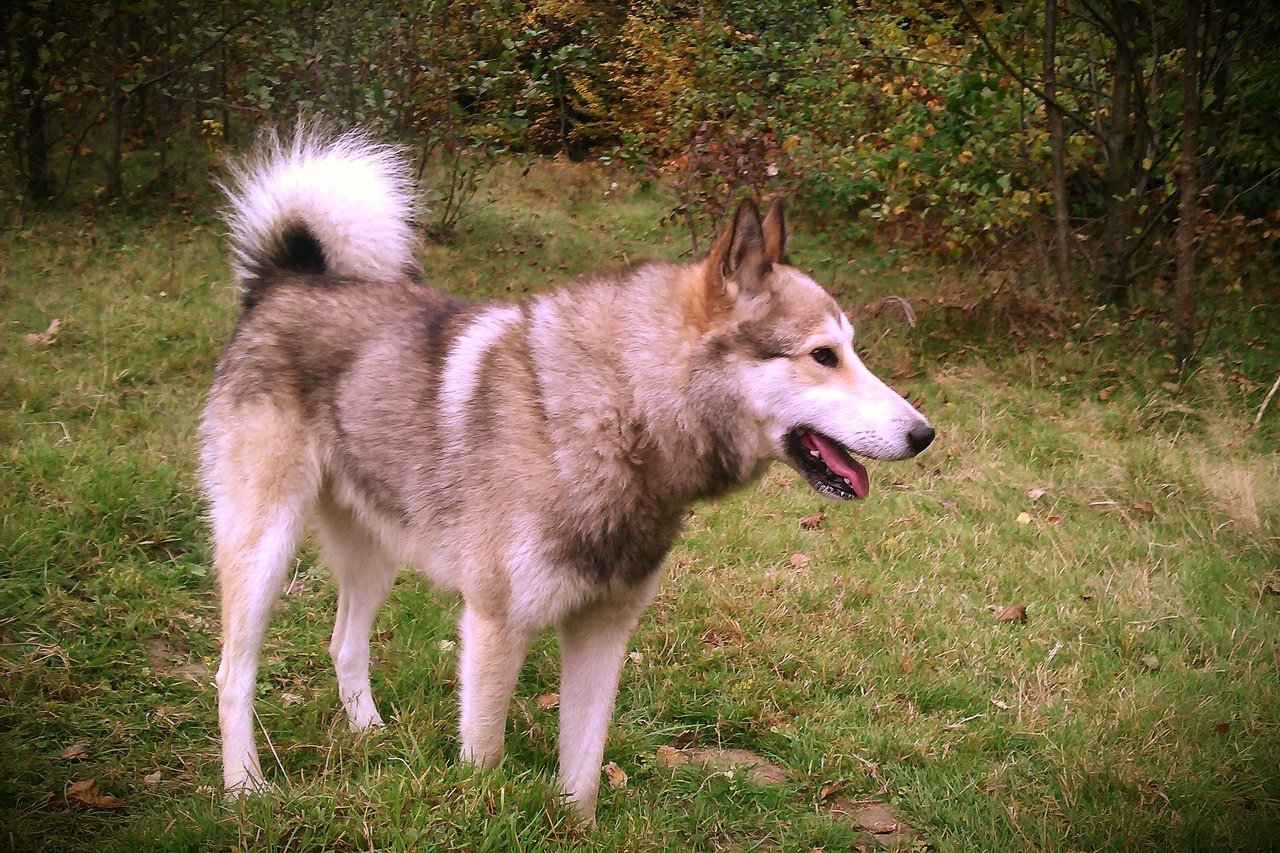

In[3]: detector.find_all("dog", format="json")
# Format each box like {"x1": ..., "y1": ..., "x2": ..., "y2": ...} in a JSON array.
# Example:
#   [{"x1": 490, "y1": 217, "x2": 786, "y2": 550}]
[{"x1": 202, "y1": 125, "x2": 934, "y2": 819}]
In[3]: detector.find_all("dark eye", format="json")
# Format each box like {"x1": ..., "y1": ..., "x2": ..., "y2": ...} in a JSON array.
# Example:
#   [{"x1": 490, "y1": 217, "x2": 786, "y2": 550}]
[{"x1": 810, "y1": 347, "x2": 839, "y2": 368}]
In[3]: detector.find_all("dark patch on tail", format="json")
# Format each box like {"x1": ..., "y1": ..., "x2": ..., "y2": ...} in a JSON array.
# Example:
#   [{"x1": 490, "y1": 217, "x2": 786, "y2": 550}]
[
  {"x1": 241, "y1": 223, "x2": 328, "y2": 310},
  {"x1": 276, "y1": 225, "x2": 327, "y2": 276}
]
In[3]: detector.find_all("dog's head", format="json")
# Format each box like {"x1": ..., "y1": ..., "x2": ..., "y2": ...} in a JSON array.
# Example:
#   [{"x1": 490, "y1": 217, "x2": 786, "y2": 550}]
[{"x1": 696, "y1": 198, "x2": 934, "y2": 500}]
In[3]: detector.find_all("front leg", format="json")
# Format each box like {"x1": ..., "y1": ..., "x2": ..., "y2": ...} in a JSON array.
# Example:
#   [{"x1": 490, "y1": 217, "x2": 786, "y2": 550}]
[
  {"x1": 458, "y1": 607, "x2": 531, "y2": 768},
  {"x1": 557, "y1": 576, "x2": 658, "y2": 820}
]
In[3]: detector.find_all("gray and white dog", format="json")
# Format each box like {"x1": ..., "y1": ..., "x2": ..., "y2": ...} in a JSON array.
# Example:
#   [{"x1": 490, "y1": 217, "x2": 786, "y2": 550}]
[{"x1": 202, "y1": 126, "x2": 934, "y2": 819}]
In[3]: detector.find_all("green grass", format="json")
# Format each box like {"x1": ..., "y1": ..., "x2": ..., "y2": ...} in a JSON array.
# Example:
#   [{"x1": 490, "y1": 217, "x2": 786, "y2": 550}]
[{"x1": 2, "y1": 161, "x2": 1278, "y2": 851}]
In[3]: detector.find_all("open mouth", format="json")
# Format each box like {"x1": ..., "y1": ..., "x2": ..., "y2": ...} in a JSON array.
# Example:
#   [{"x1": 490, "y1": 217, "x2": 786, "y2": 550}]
[{"x1": 784, "y1": 428, "x2": 870, "y2": 500}]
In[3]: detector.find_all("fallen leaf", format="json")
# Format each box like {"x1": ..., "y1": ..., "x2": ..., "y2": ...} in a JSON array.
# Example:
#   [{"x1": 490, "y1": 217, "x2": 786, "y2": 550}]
[
  {"x1": 991, "y1": 698, "x2": 1011, "y2": 710},
  {"x1": 535, "y1": 692, "x2": 559, "y2": 710},
  {"x1": 799, "y1": 513, "x2": 825, "y2": 530},
  {"x1": 1142, "y1": 654, "x2": 1160, "y2": 671},
  {"x1": 66, "y1": 778, "x2": 125, "y2": 810},
  {"x1": 627, "y1": 651, "x2": 643, "y2": 664},
  {"x1": 819, "y1": 780, "x2": 842, "y2": 800},
  {"x1": 59, "y1": 743, "x2": 89, "y2": 761},
  {"x1": 671, "y1": 730, "x2": 697, "y2": 750},
  {"x1": 1098, "y1": 385, "x2": 1116, "y2": 400},
  {"x1": 1026, "y1": 487, "x2": 1046, "y2": 501},
  {"x1": 700, "y1": 627, "x2": 739, "y2": 648},
  {"x1": 143, "y1": 771, "x2": 162, "y2": 786},
  {"x1": 655, "y1": 745, "x2": 689, "y2": 768},
  {"x1": 1214, "y1": 722, "x2": 1229, "y2": 735},
  {"x1": 438, "y1": 638, "x2": 456, "y2": 651},
  {"x1": 170, "y1": 660, "x2": 212, "y2": 683},
  {"x1": 1047, "y1": 514, "x2": 1063, "y2": 524},
  {"x1": 145, "y1": 639, "x2": 212, "y2": 683},
  {"x1": 994, "y1": 603, "x2": 1027, "y2": 623},
  {"x1": 24, "y1": 318, "x2": 62, "y2": 346},
  {"x1": 789, "y1": 552, "x2": 811, "y2": 568},
  {"x1": 1016, "y1": 512, "x2": 1032, "y2": 526},
  {"x1": 685, "y1": 748, "x2": 788, "y2": 784},
  {"x1": 826, "y1": 797, "x2": 916, "y2": 843},
  {"x1": 280, "y1": 692, "x2": 303, "y2": 708},
  {"x1": 603, "y1": 761, "x2": 627, "y2": 788}
]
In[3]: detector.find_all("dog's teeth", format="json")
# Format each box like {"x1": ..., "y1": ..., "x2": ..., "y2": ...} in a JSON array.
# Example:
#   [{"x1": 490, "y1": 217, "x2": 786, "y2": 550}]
[
  {"x1": 842, "y1": 477, "x2": 852, "y2": 486},
  {"x1": 809, "y1": 450, "x2": 821, "y2": 458}
]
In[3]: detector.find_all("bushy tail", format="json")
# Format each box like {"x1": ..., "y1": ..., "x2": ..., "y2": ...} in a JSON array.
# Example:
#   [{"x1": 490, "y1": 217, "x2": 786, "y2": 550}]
[{"x1": 221, "y1": 121, "x2": 419, "y2": 305}]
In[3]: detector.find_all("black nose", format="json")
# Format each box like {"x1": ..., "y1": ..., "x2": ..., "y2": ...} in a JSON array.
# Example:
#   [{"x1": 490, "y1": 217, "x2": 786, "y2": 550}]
[{"x1": 907, "y1": 424, "x2": 935, "y2": 455}]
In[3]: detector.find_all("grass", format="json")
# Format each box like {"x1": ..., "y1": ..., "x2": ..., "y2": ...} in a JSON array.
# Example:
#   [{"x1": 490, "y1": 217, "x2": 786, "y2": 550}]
[{"x1": 2, "y1": 160, "x2": 1278, "y2": 851}]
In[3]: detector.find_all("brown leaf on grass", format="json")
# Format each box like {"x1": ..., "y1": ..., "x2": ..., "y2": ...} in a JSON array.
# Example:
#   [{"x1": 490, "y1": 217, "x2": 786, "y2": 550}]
[
  {"x1": 142, "y1": 771, "x2": 162, "y2": 786},
  {"x1": 671, "y1": 730, "x2": 697, "y2": 750},
  {"x1": 700, "y1": 627, "x2": 740, "y2": 648},
  {"x1": 603, "y1": 761, "x2": 627, "y2": 789},
  {"x1": 66, "y1": 778, "x2": 125, "y2": 809},
  {"x1": 789, "y1": 552, "x2": 811, "y2": 568},
  {"x1": 280, "y1": 692, "x2": 303, "y2": 708},
  {"x1": 992, "y1": 603, "x2": 1027, "y2": 623},
  {"x1": 826, "y1": 797, "x2": 919, "y2": 847},
  {"x1": 24, "y1": 318, "x2": 62, "y2": 346},
  {"x1": 1046, "y1": 514, "x2": 1063, "y2": 524},
  {"x1": 819, "y1": 780, "x2": 843, "y2": 800},
  {"x1": 799, "y1": 513, "x2": 825, "y2": 530},
  {"x1": 1026, "y1": 487, "x2": 1046, "y2": 501},
  {"x1": 535, "y1": 692, "x2": 559, "y2": 710},
  {"x1": 1214, "y1": 722, "x2": 1229, "y2": 735},
  {"x1": 59, "y1": 743, "x2": 89, "y2": 761},
  {"x1": 655, "y1": 745, "x2": 689, "y2": 768},
  {"x1": 145, "y1": 639, "x2": 211, "y2": 684},
  {"x1": 685, "y1": 748, "x2": 788, "y2": 785}
]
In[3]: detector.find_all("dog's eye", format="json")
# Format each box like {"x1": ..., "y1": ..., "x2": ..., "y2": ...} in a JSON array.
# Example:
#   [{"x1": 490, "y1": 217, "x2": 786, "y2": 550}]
[{"x1": 810, "y1": 347, "x2": 839, "y2": 368}]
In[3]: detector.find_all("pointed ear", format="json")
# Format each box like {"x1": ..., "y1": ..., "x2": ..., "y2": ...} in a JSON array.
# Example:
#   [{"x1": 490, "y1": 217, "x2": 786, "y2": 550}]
[
  {"x1": 724, "y1": 198, "x2": 765, "y2": 280},
  {"x1": 700, "y1": 199, "x2": 771, "y2": 322},
  {"x1": 762, "y1": 197, "x2": 787, "y2": 264},
  {"x1": 707, "y1": 199, "x2": 768, "y2": 282}
]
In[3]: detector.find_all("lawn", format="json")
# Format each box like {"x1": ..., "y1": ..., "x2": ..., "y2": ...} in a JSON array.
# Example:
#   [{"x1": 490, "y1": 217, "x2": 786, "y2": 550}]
[{"x1": 2, "y1": 161, "x2": 1277, "y2": 851}]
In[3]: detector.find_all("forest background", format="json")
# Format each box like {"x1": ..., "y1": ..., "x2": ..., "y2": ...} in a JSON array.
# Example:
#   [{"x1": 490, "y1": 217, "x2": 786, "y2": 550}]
[{"x1": 7, "y1": 0, "x2": 1280, "y2": 362}]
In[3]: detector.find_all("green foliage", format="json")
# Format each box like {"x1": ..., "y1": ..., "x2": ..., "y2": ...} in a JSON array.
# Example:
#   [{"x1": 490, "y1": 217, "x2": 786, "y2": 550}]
[{"x1": 3, "y1": 1, "x2": 1278, "y2": 297}]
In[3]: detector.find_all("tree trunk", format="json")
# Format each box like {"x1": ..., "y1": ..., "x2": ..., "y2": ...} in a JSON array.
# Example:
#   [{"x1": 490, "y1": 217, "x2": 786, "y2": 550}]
[
  {"x1": 1100, "y1": 21, "x2": 1137, "y2": 305},
  {"x1": 1173, "y1": 0, "x2": 1201, "y2": 368},
  {"x1": 1043, "y1": 0, "x2": 1071, "y2": 287},
  {"x1": 105, "y1": 91, "x2": 125, "y2": 200},
  {"x1": 17, "y1": 0, "x2": 53, "y2": 205}
]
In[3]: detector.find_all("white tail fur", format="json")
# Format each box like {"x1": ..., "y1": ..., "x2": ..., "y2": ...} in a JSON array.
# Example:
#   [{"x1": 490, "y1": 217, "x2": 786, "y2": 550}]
[{"x1": 222, "y1": 121, "x2": 419, "y2": 284}]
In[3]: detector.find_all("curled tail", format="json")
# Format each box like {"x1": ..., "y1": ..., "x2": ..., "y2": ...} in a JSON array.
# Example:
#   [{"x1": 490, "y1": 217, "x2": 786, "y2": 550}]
[{"x1": 222, "y1": 122, "x2": 419, "y2": 307}]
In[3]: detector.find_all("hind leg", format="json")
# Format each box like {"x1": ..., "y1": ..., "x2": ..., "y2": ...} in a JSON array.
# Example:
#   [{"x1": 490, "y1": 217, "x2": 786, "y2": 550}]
[
  {"x1": 204, "y1": 402, "x2": 319, "y2": 793},
  {"x1": 316, "y1": 501, "x2": 396, "y2": 730}
]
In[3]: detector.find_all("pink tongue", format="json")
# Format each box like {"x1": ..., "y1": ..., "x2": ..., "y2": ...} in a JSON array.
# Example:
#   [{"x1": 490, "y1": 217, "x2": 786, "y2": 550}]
[{"x1": 801, "y1": 431, "x2": 870, "y2": 498}]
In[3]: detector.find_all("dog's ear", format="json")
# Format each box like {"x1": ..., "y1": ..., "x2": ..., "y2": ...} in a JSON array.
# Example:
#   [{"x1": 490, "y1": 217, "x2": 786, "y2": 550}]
[
  {"x1": 704, "y1": 199, "x2": 770, "y2": 313},
  {"x1": 762, "y1": 197, "x2": 787, "y2": 264}
]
